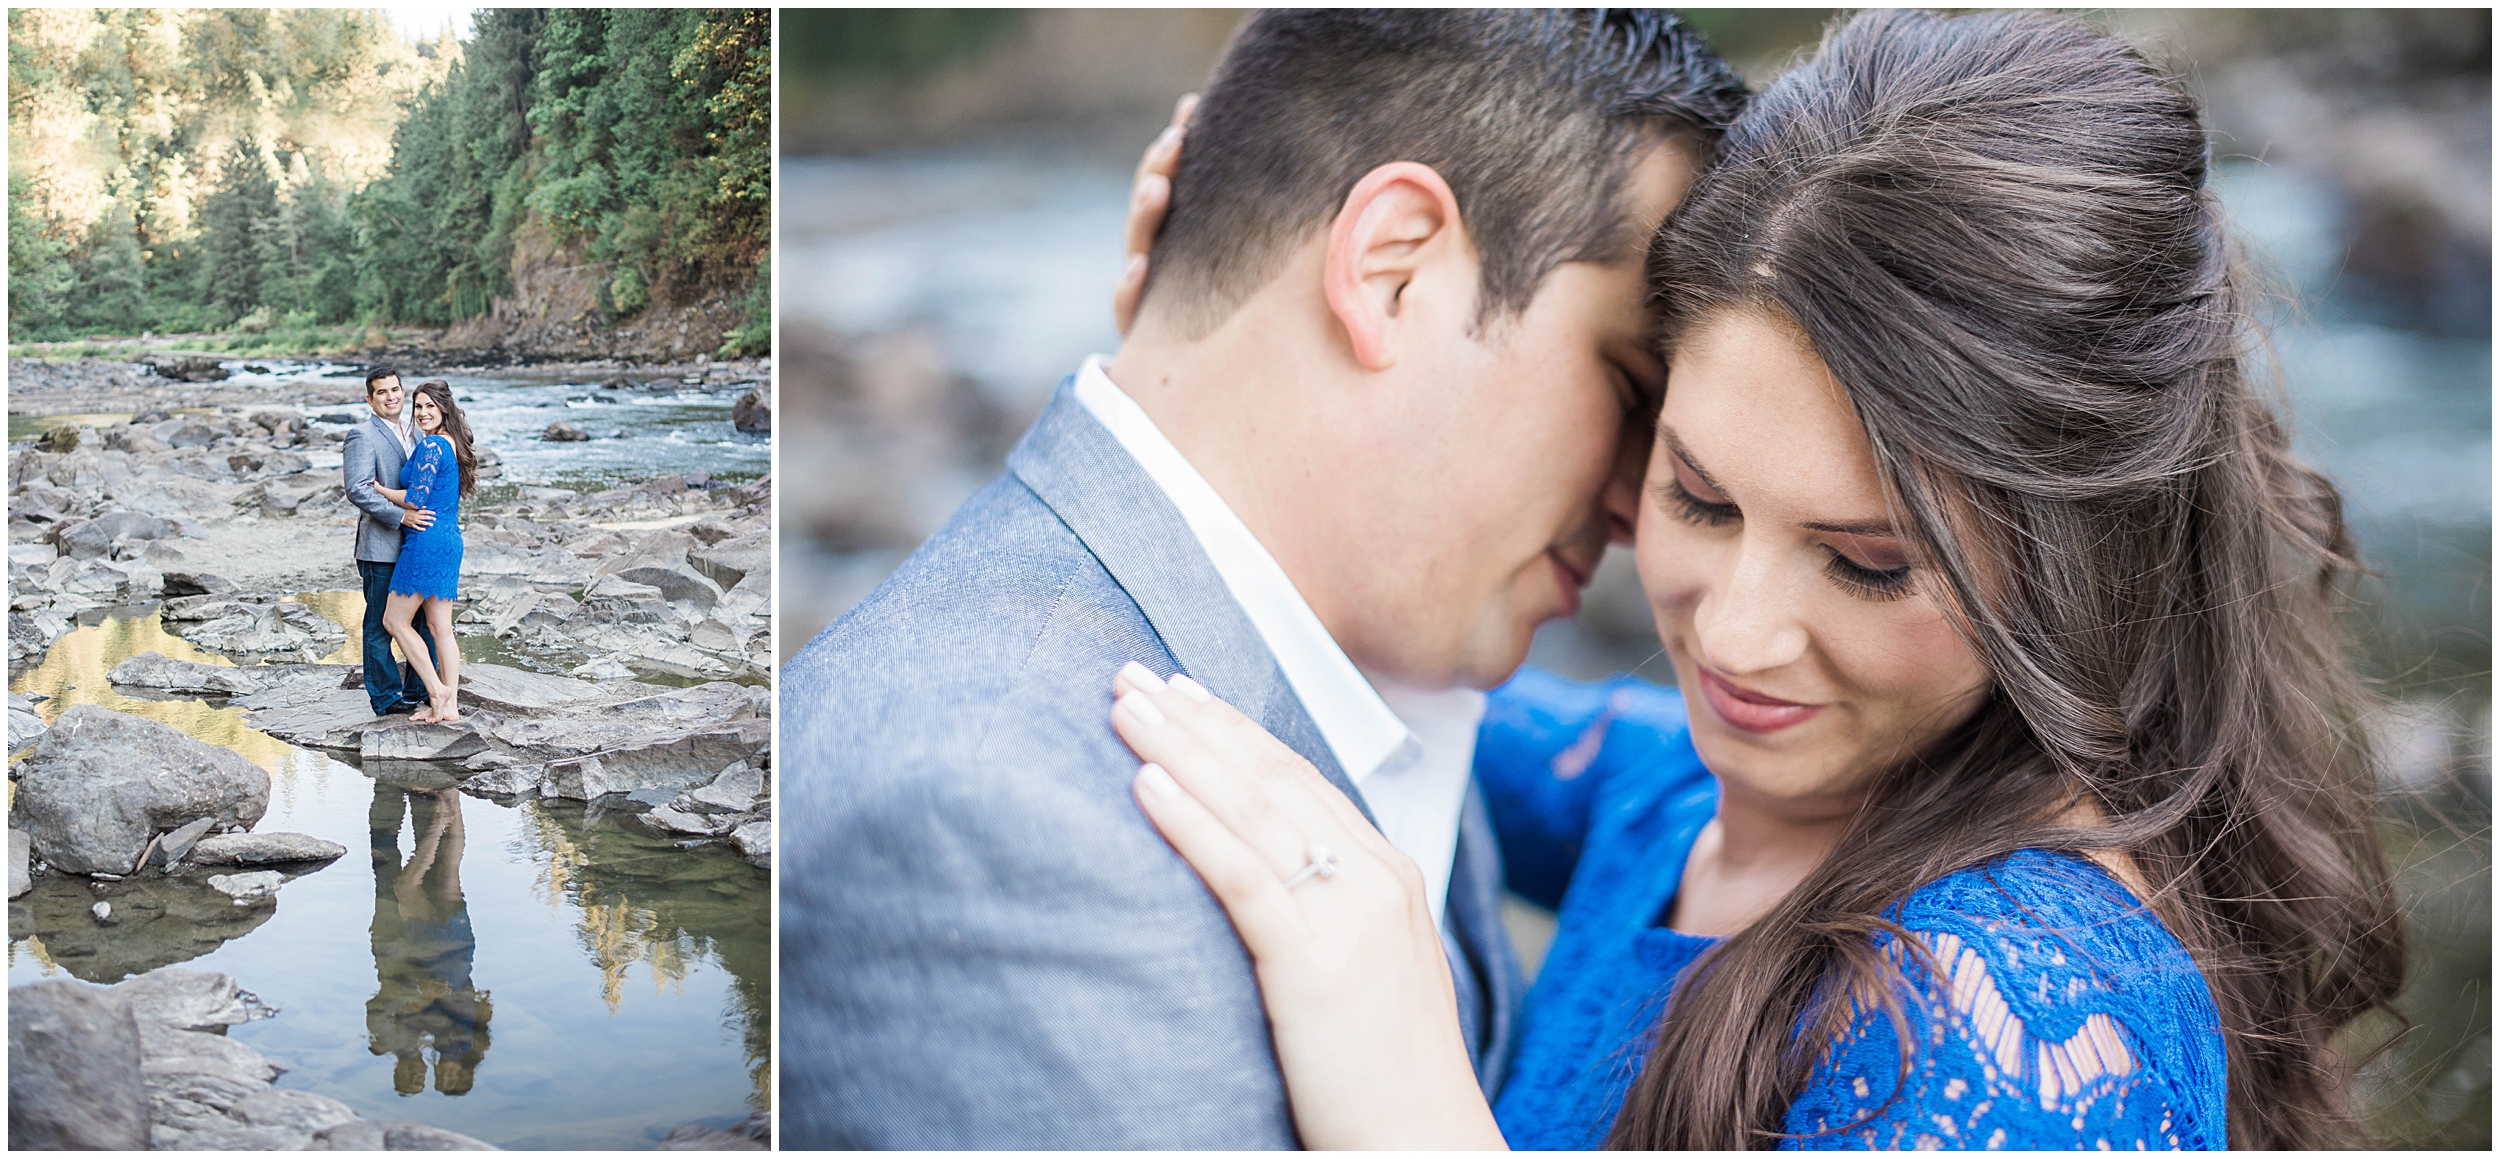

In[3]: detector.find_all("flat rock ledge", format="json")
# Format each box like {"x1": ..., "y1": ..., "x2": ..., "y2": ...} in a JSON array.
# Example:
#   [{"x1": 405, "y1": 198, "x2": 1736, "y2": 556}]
[{"x1": 8, "y1": 968, "x2": 498, "y2": 1151}]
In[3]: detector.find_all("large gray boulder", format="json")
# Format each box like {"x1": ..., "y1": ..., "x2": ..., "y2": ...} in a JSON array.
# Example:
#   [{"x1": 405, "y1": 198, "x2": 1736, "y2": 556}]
[
  {"x1": 165, "y1": 600, "x2": 345, "y2": 660},
  {"x1": 542, "y1": 721, "x2": 772, "y2": 801},
  {"x1": 9, "y1": 981, "x2": 153, "y2": 1150},
  {"x1": 185, "y1": 832, "x2": 346, "y2": 867},
  {"x1": 53, "y1": 511, "x2": 187, "y2": 561},
  {"x1": 361, "y1": 721, "x2": 488, "y2": 763},
  {"x1": 111, "y1": 969, "x2": 275, "y2": 1033},
  {"x1": 110, "y1": 650, "x2": 261, "y2": 696},
  {"x1": 13, "y1": 705, "x2": 270, "y2": 875}
]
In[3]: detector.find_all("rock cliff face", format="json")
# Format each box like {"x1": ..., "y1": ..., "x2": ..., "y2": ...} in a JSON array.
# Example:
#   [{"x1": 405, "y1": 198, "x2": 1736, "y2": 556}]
[{"x1": 437, "y1": 218, "x2": 760, "y2": 363}]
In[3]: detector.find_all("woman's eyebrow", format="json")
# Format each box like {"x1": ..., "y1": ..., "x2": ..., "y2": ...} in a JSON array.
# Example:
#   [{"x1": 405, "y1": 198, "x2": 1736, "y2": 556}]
[{"x1": 1656, "y1": 425, "x2": 1736, "y2": 500}]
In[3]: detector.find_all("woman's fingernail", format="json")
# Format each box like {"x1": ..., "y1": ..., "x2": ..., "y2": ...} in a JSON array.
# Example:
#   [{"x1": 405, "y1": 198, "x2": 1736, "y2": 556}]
[
  {"x1": 1115, "y1": 660, "x2": 1161, "y2": 690},
  {"x1": 1139, "y1": 762, "x2": 1181, "y2": 800},
  {"x1": 1170, "y1": 674, "x2": 1211, "y2": 703},
  {"x1": 1121, "y1": 691, "x2": 1166, "y2": 727}
]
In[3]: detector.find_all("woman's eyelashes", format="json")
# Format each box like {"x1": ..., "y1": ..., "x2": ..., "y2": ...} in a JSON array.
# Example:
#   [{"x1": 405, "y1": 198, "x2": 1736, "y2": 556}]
[
  {"x1": 1822, "y1": 547, "x2": 1913, "y2": 601},
  {"x1": 1659, "y1": 472, "x2": 1738, "y2": 528}
]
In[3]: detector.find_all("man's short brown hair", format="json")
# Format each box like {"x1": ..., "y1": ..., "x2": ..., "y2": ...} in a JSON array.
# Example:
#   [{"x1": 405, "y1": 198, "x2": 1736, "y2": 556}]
[{"x1": 1142, "y1": 10, "x2": 1747, "y2": 337}]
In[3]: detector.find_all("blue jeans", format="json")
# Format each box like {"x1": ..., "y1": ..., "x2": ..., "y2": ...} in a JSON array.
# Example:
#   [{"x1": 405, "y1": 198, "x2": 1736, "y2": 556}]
[{"x1": 359, "y1": 559, "x2": 436, "y2": 715}]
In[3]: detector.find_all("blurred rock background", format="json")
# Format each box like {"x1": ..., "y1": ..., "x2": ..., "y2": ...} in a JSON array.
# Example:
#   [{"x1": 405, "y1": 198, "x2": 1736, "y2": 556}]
[{"x1": 779, "y1": 10, "x2": 2488, "y2": 1147}]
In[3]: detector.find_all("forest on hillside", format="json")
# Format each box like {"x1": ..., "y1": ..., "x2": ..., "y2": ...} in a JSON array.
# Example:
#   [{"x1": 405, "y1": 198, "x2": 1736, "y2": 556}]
[{"x1": 7, "y1": 7, "x2": 769, "y2": 355}]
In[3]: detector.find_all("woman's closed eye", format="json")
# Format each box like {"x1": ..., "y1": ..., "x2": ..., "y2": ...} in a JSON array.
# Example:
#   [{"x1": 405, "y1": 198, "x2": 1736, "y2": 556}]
[
  {"x1": 1820, "y1": 533, "x2": 1914, "y2": 601},
  {"x1": 1659, "y1": 447, "x2": 1739, "y2": 528},
  {"x1": 1822, "y1": 547, "x2": 1913, "y2": 601}
]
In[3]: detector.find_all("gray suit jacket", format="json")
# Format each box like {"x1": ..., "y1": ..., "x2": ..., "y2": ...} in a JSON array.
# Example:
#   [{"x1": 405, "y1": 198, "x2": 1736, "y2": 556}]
[
  {"x1": 781, "y1": 382, "x2": 1522, "y2": 1148},
  {"x1": 341, "y1": 414, "x2": 412, "y2": 563}
]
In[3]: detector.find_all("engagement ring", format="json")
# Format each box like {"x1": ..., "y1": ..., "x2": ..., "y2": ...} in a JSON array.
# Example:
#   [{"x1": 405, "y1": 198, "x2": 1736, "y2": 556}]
[{"x1": 1279, "y1": 841, "x2": 1339, "y2": 890}]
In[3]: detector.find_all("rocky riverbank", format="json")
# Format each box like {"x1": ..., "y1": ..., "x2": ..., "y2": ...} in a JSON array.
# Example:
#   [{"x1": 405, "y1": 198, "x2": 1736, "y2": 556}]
[{"x1": 9, "y1": 398, "x2": 772, "y2": 679}]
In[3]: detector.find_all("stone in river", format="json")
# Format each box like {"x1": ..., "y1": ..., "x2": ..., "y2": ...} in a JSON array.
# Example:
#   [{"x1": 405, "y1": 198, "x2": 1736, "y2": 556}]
[
  {"x1": 541, "y1": 720, "x2": 771, "y2": 800},
  {"x1": 641, "y1": 804, "x2": 732, "y2": 837},
  {"x1": 13, "y1": 705, "x2": 270, "y2": 875},
  {"x1": 460, "y1": 764, "x2": 546, "y2": 798},
  {"x1": 139, "y1": 1021, "x2": 283, "y2": 1085},
  {"x1": 207, "y1": 871, "x2": 284, "y2": 905},
  {"x1": 682, "y1": 762, "x2": 765, "y2": 815},
  {"x1": 109, "y1": 650, "x2": 261, "y2": 696},
  {"x1": 185, "y1": 832, "x2": 346, "y2": 867},
  {"x1": 159, "y1": 570, "x2": 236, "y2": 597},
  {"x1": 9, "y1": 691, "x2": 49, "y2": 751},
  {"x1": 543, "y1": 421, "x2": 591, "y2": 441},
  {"x1": 731, "y1": 385, "x2": 770, "y2": 434},
  {"x1": 93, "y1": 901, "x2": 114, "y2": 923},
  {"x1": 154, "y1": 815, "x2": 219, "y2": 869},
  {"x1": 8, "y1": 829, "x2": 28, "y2": 899},
  {"x1": 229, "y1": 1088, "x2": 361, "y2": 1137},
  {"x1": 455, "y1": 662, "x2": 608, "y2": 712},
  {"x1": 111, "y1": 968, "x2": 277, "y2": 1032},
  {"x1": 8, "y1": 981, "x2": 152, "y2": 1150},
  {"x1": 362, "y1": 721, "x2": 489, "y2": 762},
  {"x1": 730, "y1": 819, "x2": 771, "y2": 869},
  {"x1": 54, "y1": 510, "x2": 187, "y2": 561}
]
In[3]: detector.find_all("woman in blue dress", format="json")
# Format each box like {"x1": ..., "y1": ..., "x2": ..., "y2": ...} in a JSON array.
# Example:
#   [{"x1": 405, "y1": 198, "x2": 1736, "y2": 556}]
[
  {"x1": 375, "y1": 379, "x2": 476, "y2": 724},
  {"x1": 1104, "y1": 10, "x2": 2403, "y2": 1151}
]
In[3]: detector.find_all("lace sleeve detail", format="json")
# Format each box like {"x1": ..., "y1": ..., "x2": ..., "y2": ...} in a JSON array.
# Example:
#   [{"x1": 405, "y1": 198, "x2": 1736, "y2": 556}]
[
  {"x1": 1779, "y1": 857, "x2": 2223, "y2": 1150},
  {"x1": 405, "y1": 436, "x2": 444, "y2": 511}
]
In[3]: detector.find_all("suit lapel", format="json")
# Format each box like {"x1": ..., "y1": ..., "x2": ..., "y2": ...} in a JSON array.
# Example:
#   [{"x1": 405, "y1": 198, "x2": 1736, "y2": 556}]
[{"x1": 1008, "y1": 379, "x2": 1370, "y2": 821}]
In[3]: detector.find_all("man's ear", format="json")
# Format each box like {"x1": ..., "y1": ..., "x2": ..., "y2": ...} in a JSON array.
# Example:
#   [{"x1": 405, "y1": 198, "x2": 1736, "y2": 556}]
[{"x1": 1323, "y1": 162, "x2": 1465, "y2": 372}]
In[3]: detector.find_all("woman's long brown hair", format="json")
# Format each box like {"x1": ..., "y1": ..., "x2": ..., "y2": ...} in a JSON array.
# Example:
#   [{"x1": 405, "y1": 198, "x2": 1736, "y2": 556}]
[
  {"x1": 1611, "y1": 10, "x2": 2406, "y2": 1149},
  {"x1": 411, "y1": 379, "x2": 479, "y2": 499}
]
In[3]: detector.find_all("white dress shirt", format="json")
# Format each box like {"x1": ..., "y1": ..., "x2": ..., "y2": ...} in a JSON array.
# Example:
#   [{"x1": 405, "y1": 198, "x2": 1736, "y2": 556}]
[
  {"x1": 1075, "y1": 355, "x2": 1485, "y2": 925},
  {"x1": 378, "y1": 409, "x2": 415, "y2": 457}
]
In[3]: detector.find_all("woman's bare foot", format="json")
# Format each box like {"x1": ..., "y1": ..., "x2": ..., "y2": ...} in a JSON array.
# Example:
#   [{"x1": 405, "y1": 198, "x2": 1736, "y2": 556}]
[
  {"x1": 408, "y1": 703, "x2": 439, "y2": 724},
  {"x1": 432, "y1": 690, "x2": 462, "y2": 725}
]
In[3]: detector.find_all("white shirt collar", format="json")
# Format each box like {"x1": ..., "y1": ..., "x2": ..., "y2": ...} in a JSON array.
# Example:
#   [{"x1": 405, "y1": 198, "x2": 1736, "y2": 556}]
[
  {"x1": 375, "y1": 409, "x2": 415, "y2": 455},
  {"x1": 1074, "y1": 355, "x2": 1484, "y2": 922}
]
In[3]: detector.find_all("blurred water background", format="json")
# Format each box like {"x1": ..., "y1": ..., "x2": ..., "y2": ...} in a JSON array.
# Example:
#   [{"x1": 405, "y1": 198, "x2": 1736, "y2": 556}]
[{"x1": 779, "y1": 10, "x2": 2490, "y2": 1145}]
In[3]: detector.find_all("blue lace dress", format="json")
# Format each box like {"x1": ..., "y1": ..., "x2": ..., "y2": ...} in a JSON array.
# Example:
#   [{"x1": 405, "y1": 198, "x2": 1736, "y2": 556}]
[
  {"x1": 388, "y1": 434, "x2": 463, "y2": 600},
  {"x1": 1478, "y1": 668, "x2": 2228, "y2": 1150}
]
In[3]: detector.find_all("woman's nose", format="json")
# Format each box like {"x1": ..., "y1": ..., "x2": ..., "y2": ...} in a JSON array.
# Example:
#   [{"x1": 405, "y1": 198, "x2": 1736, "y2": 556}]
[{"x1": 1691, "y1": 541, "x2": 1809, "y2": 676}]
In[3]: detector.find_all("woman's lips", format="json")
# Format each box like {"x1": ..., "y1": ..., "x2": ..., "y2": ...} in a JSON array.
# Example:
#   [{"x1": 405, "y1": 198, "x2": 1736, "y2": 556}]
[{"x1": 1695, "y1": 665, "x2": 1824, "y2": 734}]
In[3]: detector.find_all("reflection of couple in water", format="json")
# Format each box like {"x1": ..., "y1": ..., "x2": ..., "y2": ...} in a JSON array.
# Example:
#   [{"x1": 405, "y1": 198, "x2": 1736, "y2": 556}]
[{"x1": 368, "y1": 783, "x2": 491, "y2": 1096}]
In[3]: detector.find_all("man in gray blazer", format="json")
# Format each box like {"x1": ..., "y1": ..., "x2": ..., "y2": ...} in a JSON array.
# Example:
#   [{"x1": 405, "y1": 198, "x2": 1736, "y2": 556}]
[
  {"x1": 341, "y1": 367, "x2": 438, "y2": 716},
  {"x1": 783, "y1": 11, "x2": 1745, "y2": 1148}
]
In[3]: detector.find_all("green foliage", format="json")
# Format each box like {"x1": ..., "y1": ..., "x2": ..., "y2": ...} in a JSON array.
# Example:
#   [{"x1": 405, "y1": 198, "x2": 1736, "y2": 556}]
[
  {"x1": 9, "y1": 169, "x2": 77, "y2": 340},
  {"x1": 9, "y1": 8, "x2": 768, "y2": 351},
  {"x1": 717, "y1": 255, "x2": 770, "y2": 357}
]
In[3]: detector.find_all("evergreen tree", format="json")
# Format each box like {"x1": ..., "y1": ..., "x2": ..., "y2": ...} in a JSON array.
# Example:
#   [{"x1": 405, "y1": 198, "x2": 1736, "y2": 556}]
[
  {"x1": 8, "y1": 169, "x2": 77, "y2": 340},
  {"x1": 73, "y1": 201, "x2": 148, "y2": 335},
  {"x1": 195, "y1": 138, "x2": 282, "y2": 326}
]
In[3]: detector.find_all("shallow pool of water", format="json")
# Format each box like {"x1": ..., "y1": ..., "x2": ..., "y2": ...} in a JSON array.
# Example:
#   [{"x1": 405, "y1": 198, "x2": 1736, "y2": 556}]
[{"x1": 7, "y1": 600, "x2": 770, "y2": 1149}]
